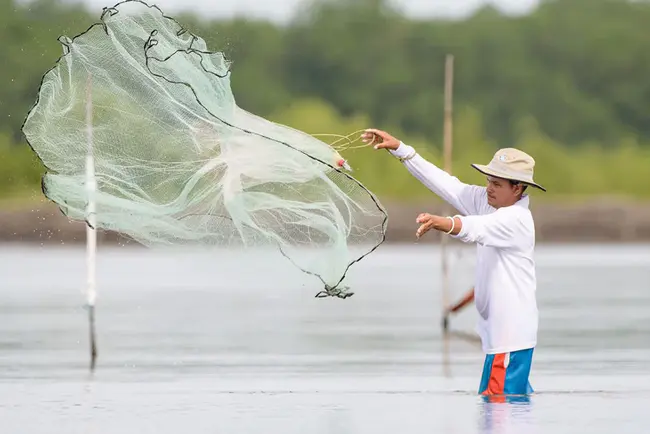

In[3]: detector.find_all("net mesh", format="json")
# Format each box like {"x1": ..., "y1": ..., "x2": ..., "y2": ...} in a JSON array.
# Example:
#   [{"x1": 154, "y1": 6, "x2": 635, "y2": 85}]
[{"x1": 22, "y1": 0, "x2": 388, "y2": 297}]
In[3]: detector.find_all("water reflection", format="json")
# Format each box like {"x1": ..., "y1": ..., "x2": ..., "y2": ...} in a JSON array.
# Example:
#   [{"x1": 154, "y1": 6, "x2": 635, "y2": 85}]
[{"x1": 478, "y1": 395, "x2": 536, "y2": 434}]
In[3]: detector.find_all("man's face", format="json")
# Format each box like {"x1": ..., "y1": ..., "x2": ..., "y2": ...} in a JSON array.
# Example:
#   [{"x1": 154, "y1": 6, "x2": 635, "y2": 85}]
[{"x1": 486, "y1": 176, "x2": 524, "y2": 208}]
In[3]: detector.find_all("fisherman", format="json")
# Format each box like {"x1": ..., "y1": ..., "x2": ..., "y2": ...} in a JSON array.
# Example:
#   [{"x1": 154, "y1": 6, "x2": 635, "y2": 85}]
[{"x1": 362, "y1": 128, "x2": 544, "y2": 397}]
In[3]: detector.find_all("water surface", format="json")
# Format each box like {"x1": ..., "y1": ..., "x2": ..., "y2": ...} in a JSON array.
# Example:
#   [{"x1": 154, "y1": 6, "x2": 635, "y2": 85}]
[{"x1": 1, "y1": 244, "x2": 649, "y2": 433}]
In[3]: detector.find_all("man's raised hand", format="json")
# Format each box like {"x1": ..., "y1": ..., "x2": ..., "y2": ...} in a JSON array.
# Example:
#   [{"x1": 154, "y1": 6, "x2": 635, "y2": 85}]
[{"x1": 361, "y1": 129, "x2": 401, "y2": 151}]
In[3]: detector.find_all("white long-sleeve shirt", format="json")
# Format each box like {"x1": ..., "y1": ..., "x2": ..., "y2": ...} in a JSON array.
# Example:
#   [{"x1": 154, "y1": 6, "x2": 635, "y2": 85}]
[{"x1": 391, "y1": 142, "x2": 538, "y2": 355}]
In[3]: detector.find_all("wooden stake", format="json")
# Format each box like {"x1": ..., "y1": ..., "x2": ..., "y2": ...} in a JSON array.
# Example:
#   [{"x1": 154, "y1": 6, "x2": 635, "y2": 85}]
[
  {"x1": 441, "y1": 55, "x2": 454, "y2": 328},
  {"x1": 85, "y1": 73, "x2": 98, "y2": 372}
]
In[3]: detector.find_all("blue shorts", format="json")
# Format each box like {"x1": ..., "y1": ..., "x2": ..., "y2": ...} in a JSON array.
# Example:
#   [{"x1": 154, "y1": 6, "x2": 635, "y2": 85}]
[{"x1": 478, "y1": 347, "x2": 534, "y2": 396}]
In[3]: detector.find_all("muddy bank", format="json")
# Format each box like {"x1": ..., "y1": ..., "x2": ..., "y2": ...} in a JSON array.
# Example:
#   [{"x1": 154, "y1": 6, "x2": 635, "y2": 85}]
[{"x1": 1, "y1": 199, "x2": 649, "y2": 245}]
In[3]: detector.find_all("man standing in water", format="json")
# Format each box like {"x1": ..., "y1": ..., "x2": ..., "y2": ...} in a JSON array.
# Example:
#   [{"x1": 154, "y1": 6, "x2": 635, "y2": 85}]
[{"x1": 362, "y1": 129, "x2": 545, "y2": 396}]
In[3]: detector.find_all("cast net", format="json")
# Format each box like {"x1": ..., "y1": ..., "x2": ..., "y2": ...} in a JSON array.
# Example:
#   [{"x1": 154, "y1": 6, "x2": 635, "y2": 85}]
[{"x1": 22, "y1": 0, "x2": 388, "y2": 298}]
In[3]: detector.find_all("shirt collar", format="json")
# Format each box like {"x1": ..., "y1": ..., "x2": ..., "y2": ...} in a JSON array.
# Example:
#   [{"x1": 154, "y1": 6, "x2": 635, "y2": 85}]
[{"x1": 516, "y1": 194, "x2": 530, "y2": 209}]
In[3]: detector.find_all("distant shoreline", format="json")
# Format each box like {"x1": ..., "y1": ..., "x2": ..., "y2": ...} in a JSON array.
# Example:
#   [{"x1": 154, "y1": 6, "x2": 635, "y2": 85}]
[{"x1": 1, "y1": 199, "x2": 649, "y2": 245}]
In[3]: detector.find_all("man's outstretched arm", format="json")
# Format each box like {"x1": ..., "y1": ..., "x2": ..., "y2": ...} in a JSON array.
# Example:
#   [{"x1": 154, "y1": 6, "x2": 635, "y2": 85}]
[{"x1": 363, "y1": 129, "x2": 486, "y2": 216}]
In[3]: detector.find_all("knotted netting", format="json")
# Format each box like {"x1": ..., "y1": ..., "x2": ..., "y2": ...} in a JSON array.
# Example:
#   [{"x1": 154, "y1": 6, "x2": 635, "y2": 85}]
[{"x1": 22, "y1": 0, "x2": 388, "y2": 298}]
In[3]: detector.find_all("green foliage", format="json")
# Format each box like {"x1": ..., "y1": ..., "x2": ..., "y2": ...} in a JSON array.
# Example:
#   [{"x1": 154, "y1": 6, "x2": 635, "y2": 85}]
[
  {"x1": 2, "y1": 0, "x2": 650, "y2": 204},
  {"x1": 0, "y1": 132, "x2": 45, "y2": 202},
  {"x1": 269, "y1": 100, "x2": 650, "y2": 201}
]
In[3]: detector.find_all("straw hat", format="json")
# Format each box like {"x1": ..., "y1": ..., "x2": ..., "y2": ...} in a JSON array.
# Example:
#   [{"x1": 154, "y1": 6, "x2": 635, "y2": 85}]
[{"x1": 471, "y1": 148, "x2": 546, "y2": 192}]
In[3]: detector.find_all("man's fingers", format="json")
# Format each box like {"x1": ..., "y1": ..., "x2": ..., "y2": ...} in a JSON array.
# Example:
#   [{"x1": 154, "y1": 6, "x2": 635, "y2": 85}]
[
  {"x1": 362, "y1": 128, "x2": 392, "y2": 143},
  {"x1": 361, "y1": 132, "x2": 383, "y2": 146},
  {"x1": 416, "y1": 213, "x2": 433, "y2": 224},
  {"x1": 363, "y1": 128, "x2": 387, "y2": 138},
  {"x1": 361, "y1": 129, "x2": 402, "y2": 151},
  {"x1": 373, "y1": 141, "x2": 395, "y2": 150},
  {"x1": 416, "y1": 221, "x2": 434, "y2": 238}
]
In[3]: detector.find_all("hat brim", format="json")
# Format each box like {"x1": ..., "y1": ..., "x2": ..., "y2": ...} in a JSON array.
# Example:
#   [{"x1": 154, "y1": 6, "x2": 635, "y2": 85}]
[{"x1": 471, "y1": 164, "x2": 546, "y2": 192}]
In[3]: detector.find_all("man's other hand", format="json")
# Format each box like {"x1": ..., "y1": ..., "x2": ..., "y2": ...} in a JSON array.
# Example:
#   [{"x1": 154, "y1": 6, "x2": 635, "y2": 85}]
[{"x1": 416, "y1": 213, "x2": 438, "y2": 238}]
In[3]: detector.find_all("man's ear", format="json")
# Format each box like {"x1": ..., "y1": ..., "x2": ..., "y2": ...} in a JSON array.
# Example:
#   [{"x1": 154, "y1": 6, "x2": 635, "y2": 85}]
[
  {"x1": 512, "y1": 182, "x2": 524, "y2": 196},
  {"x1": 517, "y1": 184, "x2": 528, "y2": 198}
]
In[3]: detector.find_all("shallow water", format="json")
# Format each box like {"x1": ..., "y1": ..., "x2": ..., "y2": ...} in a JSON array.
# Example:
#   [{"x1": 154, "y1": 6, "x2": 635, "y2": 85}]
[{"x1": 1, "y1": 243, "x2": 649, "y2": 433}]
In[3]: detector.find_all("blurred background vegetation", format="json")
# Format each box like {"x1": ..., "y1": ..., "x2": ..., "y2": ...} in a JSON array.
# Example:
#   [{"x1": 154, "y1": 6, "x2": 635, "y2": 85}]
[{"x1": 2, "y1": 0, "x2": 650, "y2": 205}]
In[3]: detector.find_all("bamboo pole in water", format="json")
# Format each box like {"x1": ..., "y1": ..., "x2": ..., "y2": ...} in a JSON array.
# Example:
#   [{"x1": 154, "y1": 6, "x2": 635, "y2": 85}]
[
  {"x1": 85, "y1": 73, "x2": 98, "y2": 371},
  {"x1": 441, "y1": 55, "x2": 454, "y2": 329}
]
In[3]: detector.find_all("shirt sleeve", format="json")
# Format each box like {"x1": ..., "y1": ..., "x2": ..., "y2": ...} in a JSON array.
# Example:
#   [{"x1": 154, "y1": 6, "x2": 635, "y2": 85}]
[
  {"x1": 390, "y1": 142, "x2": 489, "y2": 216},
  {"x1": 451, "y1": 209, "x2": 526, "y2": 249}
]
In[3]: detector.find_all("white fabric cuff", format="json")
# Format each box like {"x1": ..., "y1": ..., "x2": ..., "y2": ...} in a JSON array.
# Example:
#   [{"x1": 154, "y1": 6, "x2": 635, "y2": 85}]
[
  {"x1": 389, "y1": 142, "x2": 415, "y2": 160},
  {"x1": 449, "y1": 215, "x2": 469, "y2": 240}
]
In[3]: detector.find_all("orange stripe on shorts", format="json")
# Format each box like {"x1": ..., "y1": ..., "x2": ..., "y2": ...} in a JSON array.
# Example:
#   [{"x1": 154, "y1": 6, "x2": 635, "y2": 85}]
[{"x1": 482, "y1": 353, "x2": 506, "y2": 396}]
